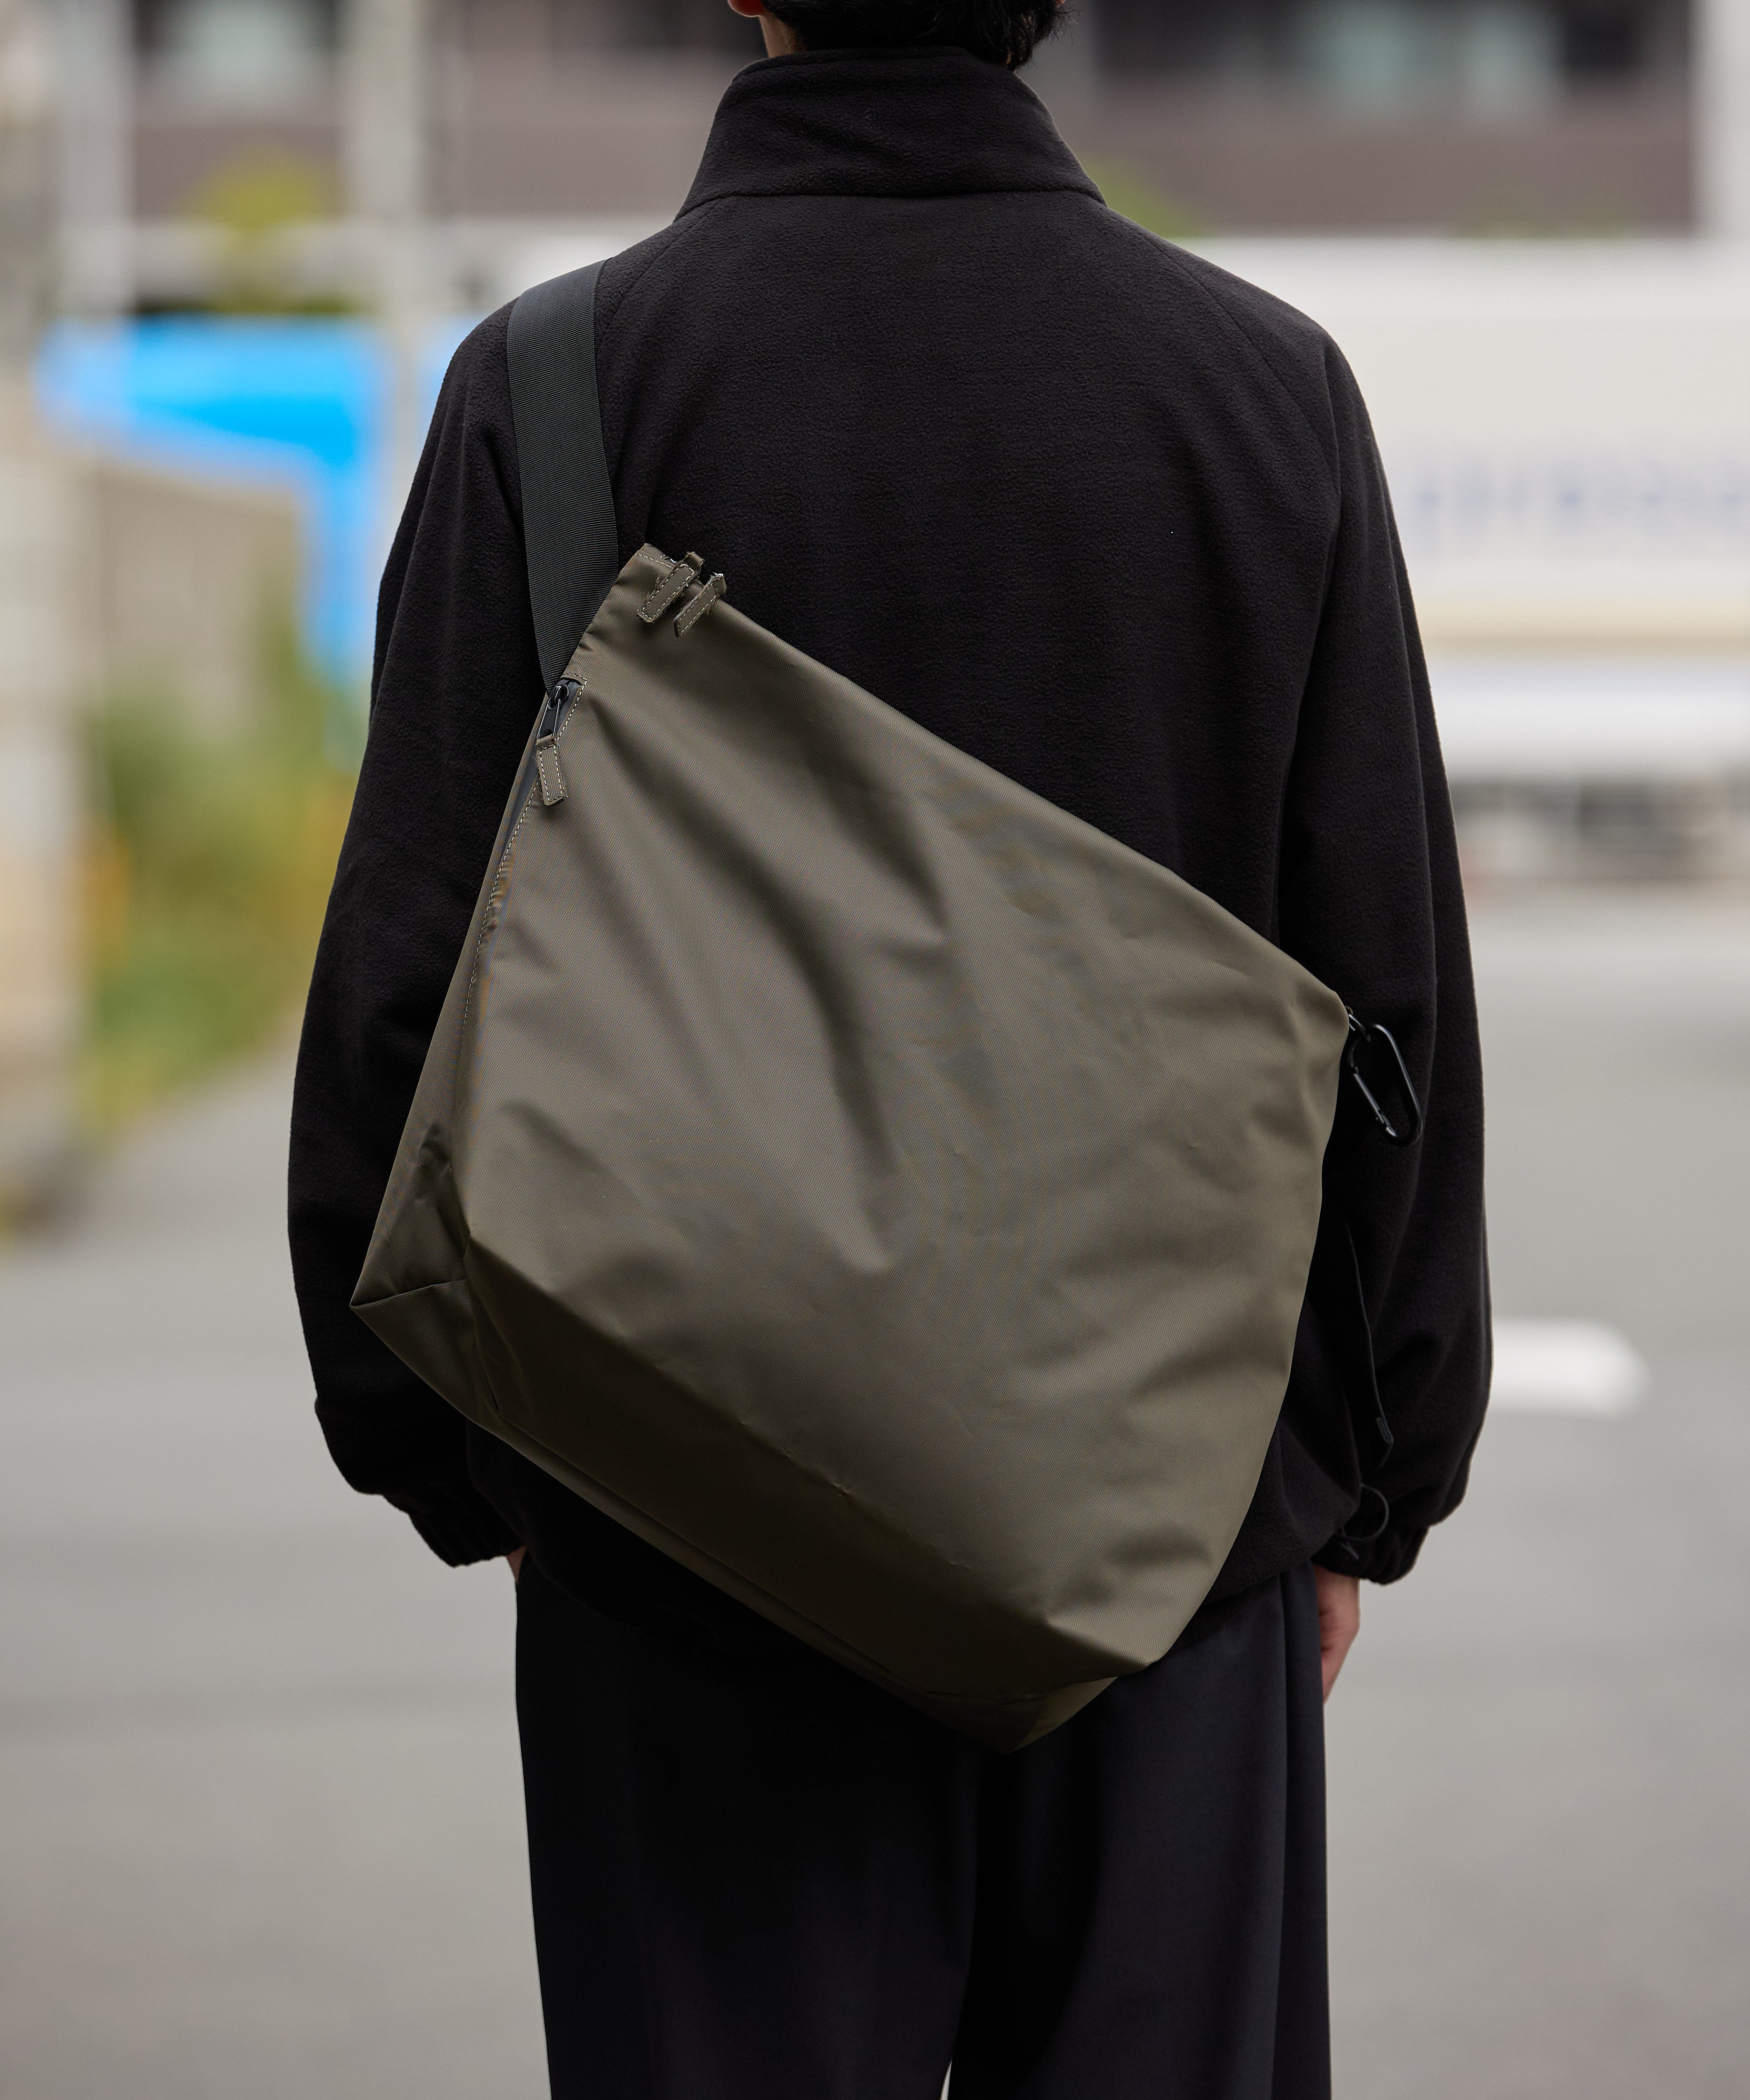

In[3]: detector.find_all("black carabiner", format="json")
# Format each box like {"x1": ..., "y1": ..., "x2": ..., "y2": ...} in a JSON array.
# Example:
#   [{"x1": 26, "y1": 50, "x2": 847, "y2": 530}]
[{"x1": 1343, "y1": 1013, "x2": 1423, "y2": 1148}]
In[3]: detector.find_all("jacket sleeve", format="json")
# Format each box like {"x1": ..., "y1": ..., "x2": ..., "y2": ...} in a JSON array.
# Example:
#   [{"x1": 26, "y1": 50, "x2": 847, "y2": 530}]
[
  {"x1": 288, "y1": 305, "x2": 537, "y2": 1565},
  {"x1": 1280, "y1": 342, "x2": 1491, "y2": 1585}
]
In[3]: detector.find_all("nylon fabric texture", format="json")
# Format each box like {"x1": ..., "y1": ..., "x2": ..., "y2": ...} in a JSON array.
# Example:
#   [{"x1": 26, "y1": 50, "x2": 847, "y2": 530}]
[{"x1": 352, "y1": 543, "x2": 1349, "y2": 1749}]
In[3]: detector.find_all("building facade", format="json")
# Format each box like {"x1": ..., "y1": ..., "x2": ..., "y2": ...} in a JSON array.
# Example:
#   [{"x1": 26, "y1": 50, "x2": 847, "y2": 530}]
[{"x1": 112, "y1": 0, "x2": 1694, "y2": 236}]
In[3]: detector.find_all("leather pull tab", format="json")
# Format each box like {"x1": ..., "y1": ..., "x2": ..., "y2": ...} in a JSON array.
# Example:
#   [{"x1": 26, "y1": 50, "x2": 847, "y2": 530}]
[
  {"x1": 534, "y1": 735, "x2": 567, "y2": 806},
  {"x1": 675, "y1": 572, "x2": 726, "y2": 636},
  {"x1": 638, "y1": 554, "x2": 700, "y2": 624},
  {"x1": 532, "y1": 675, "x2": 579, "y2": 807}
]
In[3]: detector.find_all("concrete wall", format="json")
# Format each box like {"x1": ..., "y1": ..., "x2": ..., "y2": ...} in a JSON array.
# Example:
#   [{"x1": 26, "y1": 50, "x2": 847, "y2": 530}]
[
  {"x1": 75, "y1": 453, "x2": 300, "y2": 726},
  {"x1": 0, "y1": 382, "x2": 82, "y2": 1213},
  {"x1": 0, "y1": 397, "x2": 302, "y2": 1211}
]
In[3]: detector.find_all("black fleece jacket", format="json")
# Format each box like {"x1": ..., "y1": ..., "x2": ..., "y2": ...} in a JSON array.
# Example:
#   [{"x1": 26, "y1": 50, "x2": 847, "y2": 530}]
[{"x1": 290, "y1": 47, "x2": 1489, "y2": 1651}]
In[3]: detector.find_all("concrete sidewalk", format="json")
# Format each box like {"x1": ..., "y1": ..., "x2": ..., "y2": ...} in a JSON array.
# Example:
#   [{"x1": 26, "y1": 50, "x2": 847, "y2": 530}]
[
  {"x1": 3, "y1": 891, "x2": 1749, "y2": 2097},
  {"x1": 0, "y1": 1055, "x2": 545, "y2": 2098}
]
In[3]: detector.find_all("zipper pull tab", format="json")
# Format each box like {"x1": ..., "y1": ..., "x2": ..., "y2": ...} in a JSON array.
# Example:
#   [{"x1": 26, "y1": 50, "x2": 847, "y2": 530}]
[{"x1": 534, "y1": 676, "x2": 581, "y2": 807}]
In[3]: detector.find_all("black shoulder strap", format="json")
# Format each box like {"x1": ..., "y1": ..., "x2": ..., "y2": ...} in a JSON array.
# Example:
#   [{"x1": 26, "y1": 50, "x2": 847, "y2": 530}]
[{"x1": 507, "y1": 260, "x2": 621, "y2": 695}]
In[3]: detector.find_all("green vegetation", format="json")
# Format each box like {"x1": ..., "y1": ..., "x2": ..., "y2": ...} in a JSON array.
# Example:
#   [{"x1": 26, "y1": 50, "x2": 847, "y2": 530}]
[
  {"x1": 179, "y1": 151, "x2": 359, "y2": 316},
  {"x1": 83, "y1": 621, "x2": 356, "y2": 1130}
]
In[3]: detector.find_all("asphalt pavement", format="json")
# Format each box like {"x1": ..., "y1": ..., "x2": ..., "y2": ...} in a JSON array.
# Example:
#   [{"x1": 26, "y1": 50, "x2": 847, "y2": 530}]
[{"x1": 2, "y1": 885, "x2": 1747, "y2": 2099}]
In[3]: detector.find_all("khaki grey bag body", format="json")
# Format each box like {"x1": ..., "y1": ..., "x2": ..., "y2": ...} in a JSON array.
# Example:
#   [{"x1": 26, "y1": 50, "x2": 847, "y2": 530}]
[{"x1": 354, "y1": 263, "x2": 1353, "y2": 1750}]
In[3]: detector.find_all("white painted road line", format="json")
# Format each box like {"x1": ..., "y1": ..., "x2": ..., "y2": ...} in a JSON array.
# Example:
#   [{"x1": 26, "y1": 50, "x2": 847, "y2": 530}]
[{"x1": 1490, "y1": 1319, "x2": 1650, "y2": 1416}]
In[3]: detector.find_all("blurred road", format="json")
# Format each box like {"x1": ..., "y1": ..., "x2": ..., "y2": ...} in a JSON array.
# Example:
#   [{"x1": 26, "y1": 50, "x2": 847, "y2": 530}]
[
  {"x1": 3, "y1": 887, "x2": 1748, "y2": 2099},
  {"x1": 1329, "y1": 888, "x2": 1750, "y2": 2100},
  {"x1": 0, "y1": 1054, "x2": 544, "y2": 2098}
]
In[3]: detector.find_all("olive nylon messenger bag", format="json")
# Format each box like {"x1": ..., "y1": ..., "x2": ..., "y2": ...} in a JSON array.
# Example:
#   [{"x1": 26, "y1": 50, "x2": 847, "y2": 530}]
[{"x1": 352, "y1": 261, "x2": 1367, "y2": 1751}]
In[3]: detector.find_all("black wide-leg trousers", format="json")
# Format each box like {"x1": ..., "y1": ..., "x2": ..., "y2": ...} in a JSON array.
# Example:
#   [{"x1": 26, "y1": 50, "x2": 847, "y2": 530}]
[{"x1": 515, "y1": 1556, "x2": 1330, "y2": 2100}]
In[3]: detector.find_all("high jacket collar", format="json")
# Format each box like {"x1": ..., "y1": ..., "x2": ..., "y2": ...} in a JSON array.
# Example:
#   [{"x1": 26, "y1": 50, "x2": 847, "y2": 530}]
[{"x1": 679, "y1": 46, "x2": 1102, "y2": 215}]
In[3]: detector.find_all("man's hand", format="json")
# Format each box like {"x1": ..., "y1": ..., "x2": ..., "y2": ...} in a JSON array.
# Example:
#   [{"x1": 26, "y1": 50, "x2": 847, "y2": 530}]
[
  {"x1": 507, "y1": 1546, "x2": 527, "y2": 1584},
  {"x1": 1313, "y1": 1567, "x2": 1360, "y2": 1701}
]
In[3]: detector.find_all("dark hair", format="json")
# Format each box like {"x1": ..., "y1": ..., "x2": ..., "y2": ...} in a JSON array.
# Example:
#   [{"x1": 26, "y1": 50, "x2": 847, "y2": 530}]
[{"x1": 763, "y1": 0, "x2": 1063, "y2": 69}]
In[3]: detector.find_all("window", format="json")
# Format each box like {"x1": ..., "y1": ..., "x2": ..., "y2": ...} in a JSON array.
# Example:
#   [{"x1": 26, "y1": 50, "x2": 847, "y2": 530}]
[
  {"x1": 1088, "y1": 0, "x2": 1678, "y2": 99},
  {"x1": 145, "y1": 0, "x2": 334, "y2": 101}
]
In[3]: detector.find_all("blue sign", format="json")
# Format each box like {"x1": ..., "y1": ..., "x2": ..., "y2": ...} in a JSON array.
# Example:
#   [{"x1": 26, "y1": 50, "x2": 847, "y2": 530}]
[{"x1": 35, "y1": 315, "x2": 476, "y2": 692}]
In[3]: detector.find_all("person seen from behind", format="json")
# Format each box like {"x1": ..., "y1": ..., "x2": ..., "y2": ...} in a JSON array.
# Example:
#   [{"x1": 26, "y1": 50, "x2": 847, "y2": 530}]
[{"x1": 289, "y1": 1, "x2": 1491, "y2": 2092}]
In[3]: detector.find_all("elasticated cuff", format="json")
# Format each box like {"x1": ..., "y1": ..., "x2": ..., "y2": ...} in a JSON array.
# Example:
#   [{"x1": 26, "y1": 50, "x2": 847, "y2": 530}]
[
  {"x1": 1314, "y1": 1520, "x2": 1428, "y2": 1586},
  {"x1": 398, "y1": 1480, "x2": 525, "y2": 1566}
]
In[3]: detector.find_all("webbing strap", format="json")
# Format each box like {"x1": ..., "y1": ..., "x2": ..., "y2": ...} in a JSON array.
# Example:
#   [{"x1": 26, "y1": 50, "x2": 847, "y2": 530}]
[{"x1": 507, "y1": 260, "x2": 621, "y2": 694}]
